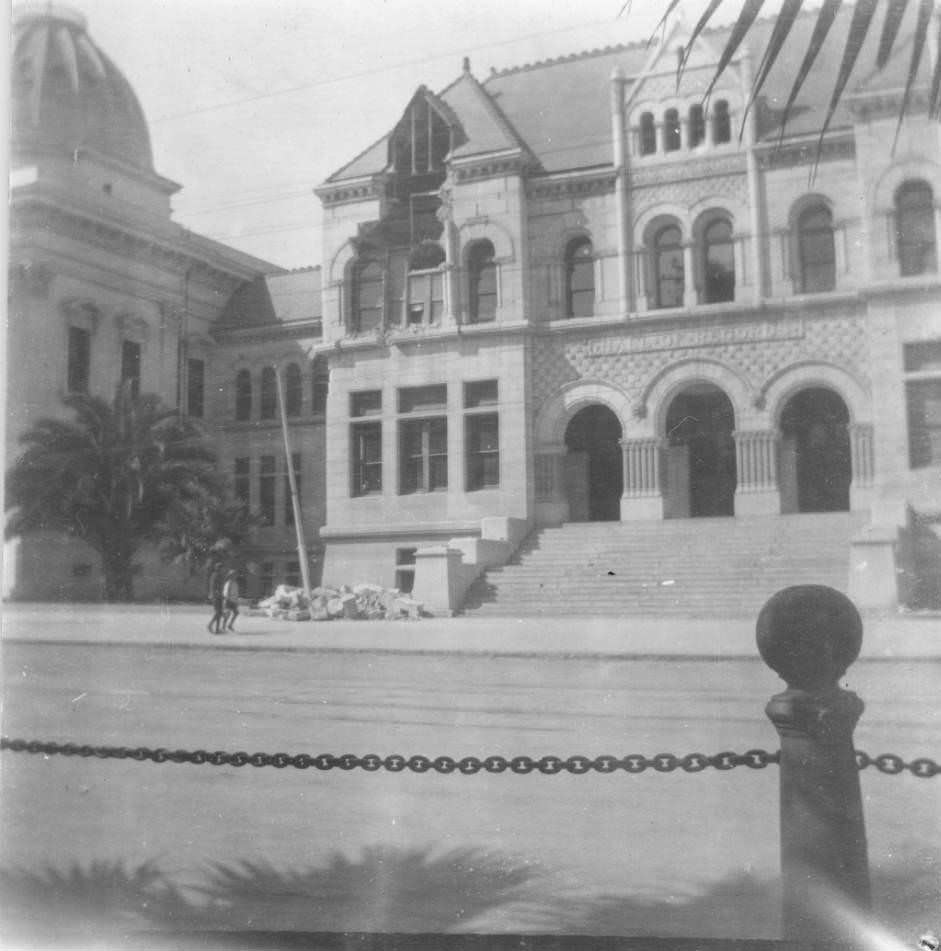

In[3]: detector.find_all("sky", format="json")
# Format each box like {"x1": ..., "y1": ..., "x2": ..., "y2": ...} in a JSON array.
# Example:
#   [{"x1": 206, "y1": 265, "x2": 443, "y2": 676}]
[{"x1": 25, "y1": 0, "x2": 769, "y2": 271}]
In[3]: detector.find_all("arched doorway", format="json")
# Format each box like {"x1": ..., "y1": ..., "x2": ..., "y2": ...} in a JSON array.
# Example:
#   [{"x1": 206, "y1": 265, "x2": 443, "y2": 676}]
[
  {"x1": 663, "y1": 385, "x2": 736, "y2": 517},
  {"x1": 779, "y1": 387, "x2": 851, "y2": 513},
  {"x1": 564, "y1": 405, "x2": 623, "y2": 521}
]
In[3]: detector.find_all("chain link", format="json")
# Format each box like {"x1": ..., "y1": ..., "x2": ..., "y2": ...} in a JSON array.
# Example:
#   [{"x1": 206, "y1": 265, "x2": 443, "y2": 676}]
[{"x1": 1, "y1": 736, "x2": 936, "y2": 777}]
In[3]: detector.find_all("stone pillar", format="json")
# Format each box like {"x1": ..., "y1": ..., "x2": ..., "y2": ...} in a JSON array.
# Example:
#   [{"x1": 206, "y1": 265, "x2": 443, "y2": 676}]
[
  {"x1": 635, "y1": 250, "x2": 649, "y2": 313},
  {"x1": 733, "y1": 429, "x2": 780, "y2": 516},
  {"x1": 849, "y1": 422, "x2": 875, "y2": 511},
  {"x1": 733, "y1": 236, "x2": 745, "y2": 300},
  {"x1": 619, "y1": 437, "x2": 663, "y2": 521},
  {"x1": 758, "y1": 586, "x2": 871, "y2": 943},
  {"x1": 411, "y1": 545, "x2": 464, "y2": 617},
  {"x1": 610, "y1": 66, "x2": 632, "y2": 316},
  {"x1": 682, "y1": 243, "x2": 697, "y2": 308}
]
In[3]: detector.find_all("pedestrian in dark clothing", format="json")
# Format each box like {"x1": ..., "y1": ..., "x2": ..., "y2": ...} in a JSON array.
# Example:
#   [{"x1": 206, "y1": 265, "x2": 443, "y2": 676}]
[
  {"x1": 222, "y1": 570, "x2": 240, "y2": 632},
  {"x1": 207, "y1": 562, "x2": 225, "y2": 634}
]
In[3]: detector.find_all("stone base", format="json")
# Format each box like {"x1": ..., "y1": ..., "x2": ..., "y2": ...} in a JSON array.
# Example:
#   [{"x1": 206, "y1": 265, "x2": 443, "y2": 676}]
[
  {"x1": 848, "y1": 525, "x2": 900, "y2": 611},
  {"x1": 620, "y1": 495, "x2": 664, "y2": 521},
  {"x1": 734, "y1": 488, "x2": 780, "y2": 517}
]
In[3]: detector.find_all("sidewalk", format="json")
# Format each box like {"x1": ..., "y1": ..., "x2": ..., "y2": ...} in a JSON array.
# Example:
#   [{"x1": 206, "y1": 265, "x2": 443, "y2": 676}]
[{"x1": 2, "y1": 601, "x2": 939, "y2": 660}]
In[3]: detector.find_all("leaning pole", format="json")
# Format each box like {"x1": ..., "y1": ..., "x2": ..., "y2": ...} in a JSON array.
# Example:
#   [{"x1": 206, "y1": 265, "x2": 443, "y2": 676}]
[{"x1": 274, "y1": 364, "x2": 312, "y2": 605}]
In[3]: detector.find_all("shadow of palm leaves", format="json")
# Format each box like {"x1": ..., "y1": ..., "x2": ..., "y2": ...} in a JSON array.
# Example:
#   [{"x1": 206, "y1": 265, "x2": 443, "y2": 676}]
[
  {"x1": 0, "y1": 846, "x2": 554, "y2": 938},
  {"x1": 191, "y1": 846, "x2": 550, "y2": 932}
]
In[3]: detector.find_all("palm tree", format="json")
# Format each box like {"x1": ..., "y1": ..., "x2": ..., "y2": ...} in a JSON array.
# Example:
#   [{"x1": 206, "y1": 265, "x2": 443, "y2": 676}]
[{"x1": 5, "y1": 385, "x2": 226, "y2": 601}]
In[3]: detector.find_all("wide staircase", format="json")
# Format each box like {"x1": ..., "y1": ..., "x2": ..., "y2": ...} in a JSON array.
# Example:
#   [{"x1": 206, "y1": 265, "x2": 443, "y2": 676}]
[{"x1": 461, "y1": 512, "x2": 865, "y2": 617}]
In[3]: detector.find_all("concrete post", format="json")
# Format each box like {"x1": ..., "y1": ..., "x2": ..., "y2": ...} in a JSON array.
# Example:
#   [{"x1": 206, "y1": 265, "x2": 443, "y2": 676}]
[{"x1": 757, "y1": 585, "x2": 871, "y2": 943}]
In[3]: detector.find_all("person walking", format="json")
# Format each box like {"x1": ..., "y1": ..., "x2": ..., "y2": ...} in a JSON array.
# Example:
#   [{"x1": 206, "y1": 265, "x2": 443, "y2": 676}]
[
  {"x1": 222, "y1": 569, "x2": 240, "y2": 632},
  {"x1": 207, "y1": 561, "x2": 225, "y2": 634}
]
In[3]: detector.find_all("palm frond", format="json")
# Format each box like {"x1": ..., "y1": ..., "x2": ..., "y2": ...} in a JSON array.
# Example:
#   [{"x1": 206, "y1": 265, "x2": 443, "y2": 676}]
[
  {"x1": 703, "y1": 0, "x2": 767, "y2": 104},
  {"x1": 678, "y1": 0, "x2": 725, "y2": 83},
  {"x1": 877, "y1": 0, "x2": 913, "y2": 69},
  {"x1": 931, "y1": 15, "x2": 941, "y2": 118},
  {"x1": 816, "y1": 0, "x2": 880, "y2": 150},
  {"x1": 651, "y1": 0, "x2": 685, "y2": 48},
  {"x1": 741, "y1": 0, "x2": 805, "y2": 134},
  {"x1": 890, "y1": 0, "x2": 935, "y2": 151},
  {"x1": 774, "y1": 0, "x2": 843, "y2": 146}
]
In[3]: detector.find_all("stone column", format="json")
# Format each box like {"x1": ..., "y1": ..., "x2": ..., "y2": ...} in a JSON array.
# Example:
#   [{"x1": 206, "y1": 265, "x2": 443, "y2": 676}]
[
  {"x1": 733, "y1": 429, "x2": 780, "y2": 516},
  {"x1": 849, "y1": 422, "x2": 874, "y2": 511},
  {"x1": 682, "y1": 243, "x2": 697, "y2": 308},
  {"x1": 733, "y1": 235, "x2": 745, "y2": 300},
  {"x1": 758, "y1": 586, "x2": 871, "y2": 943},
  {"x1": 619, "y1": 437, "x2": 663, "y2": 521}
]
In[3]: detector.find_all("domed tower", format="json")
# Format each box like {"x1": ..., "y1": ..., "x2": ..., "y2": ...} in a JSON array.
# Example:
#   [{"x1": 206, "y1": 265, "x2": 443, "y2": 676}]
[{"x1": 11, "y1": 2, "x2": 179, "y2": 216}]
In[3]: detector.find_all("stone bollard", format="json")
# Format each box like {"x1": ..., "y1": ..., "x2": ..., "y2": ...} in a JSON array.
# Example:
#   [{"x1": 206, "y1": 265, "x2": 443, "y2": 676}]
[{"x1": 756, "y1": 585, "x2": 871, "y2": 943}]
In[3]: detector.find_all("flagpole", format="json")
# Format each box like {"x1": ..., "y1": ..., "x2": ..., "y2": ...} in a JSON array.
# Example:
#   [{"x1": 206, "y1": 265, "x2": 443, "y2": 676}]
[{"x1": 273, "y1": 365, "x2": 312, "y2": 605}]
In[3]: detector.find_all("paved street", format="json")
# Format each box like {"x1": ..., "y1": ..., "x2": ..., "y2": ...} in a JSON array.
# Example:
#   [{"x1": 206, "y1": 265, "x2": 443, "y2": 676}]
[{"x1": 1, "y1": 608, "x2": 939, "y2": 944}]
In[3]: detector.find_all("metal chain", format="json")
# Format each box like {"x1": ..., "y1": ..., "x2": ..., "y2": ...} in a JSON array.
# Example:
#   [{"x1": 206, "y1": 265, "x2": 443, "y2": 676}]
[{"x1": 0, "y1": 737, "x2": 937, "y2": 777}]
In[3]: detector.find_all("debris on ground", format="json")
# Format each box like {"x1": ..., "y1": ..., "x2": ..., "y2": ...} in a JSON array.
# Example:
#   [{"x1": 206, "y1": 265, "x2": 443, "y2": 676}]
[{"x1": 248, "y1": 583, "x2": 425, "y2": 621}]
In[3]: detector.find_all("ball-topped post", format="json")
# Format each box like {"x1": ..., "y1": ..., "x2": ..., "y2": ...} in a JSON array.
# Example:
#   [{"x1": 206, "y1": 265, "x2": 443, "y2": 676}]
[{"x1": 757, "y1": 585, "x2": 871, "y2": 942}]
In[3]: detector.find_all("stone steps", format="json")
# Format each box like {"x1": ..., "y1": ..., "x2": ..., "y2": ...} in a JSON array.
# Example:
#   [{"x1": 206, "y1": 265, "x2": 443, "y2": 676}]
[{"x1": 461, "y1": 513, "x2": 862, "y2": 618}]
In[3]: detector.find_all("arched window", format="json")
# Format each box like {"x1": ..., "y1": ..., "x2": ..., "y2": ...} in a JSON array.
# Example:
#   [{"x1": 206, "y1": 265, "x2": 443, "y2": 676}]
[
  {"x1": 284, "y1": 363, "x2": 302, "y2": 416},
  {"x1": 468, "y1": 241, "x2": 497, "y2": 323},
  {"x1": 797, "y1": 205, "x2": 836, "y2": 293},
  {"x1": 654, "y1": 224, "x2": 684, "y2": 309},
  {"x1": 663, "y1": 108, "x2": 681, "y2": 152},
  {"x1": 565, "y1": 237, "x2": 594, "y2": 317},
  {"x1": 712, "y1": 100, "x2": 731, "y2": 144},
  {"x1": 639, "y1": 112, "x2": 656, "y2": 156},
  {"x1": 703, "y1": 218, "x2": 735, "y2": 303},
  {"x1": 260, "y1": 367, "x2": 277, "y2": 420},
  {"x1": 311, "y1": 358, "x2": 329, "y2": 415},
  {"x1": 688, "y1": 104, "x2": 705, "y2": 148},
  {"x1": 235, "y1": 369, "x2": 252, "y2": 421},
  {"x1": 896, "y1": 181, "x2": 937, "y2": 276},
  {"x1": 352, "y1": 258, "x2": 384, "y2": 333}
]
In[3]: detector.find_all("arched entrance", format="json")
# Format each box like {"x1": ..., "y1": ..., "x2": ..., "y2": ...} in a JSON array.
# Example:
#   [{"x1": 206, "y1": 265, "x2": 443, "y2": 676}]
[
  {"x1": 564, "y1": 405, "x2": 623, "y2": 521},
  {"x1": 779, "y1": 387, "x2": 851, "y2": 513},
  {"x1": 663, "y1": 385, "x2": 736, "y2": 517}
]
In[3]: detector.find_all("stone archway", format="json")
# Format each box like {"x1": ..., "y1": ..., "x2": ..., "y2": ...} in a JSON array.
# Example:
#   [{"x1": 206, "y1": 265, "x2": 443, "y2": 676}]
[
  {"x1": 779, "y1": 387, "x2": 851, "y2": 513},
  {"x1": 663, "y1": 384, "x2": 737, "y2": 518},
  {"x1": 564, "y1": 404, "x2": 623, "y2": 521}
]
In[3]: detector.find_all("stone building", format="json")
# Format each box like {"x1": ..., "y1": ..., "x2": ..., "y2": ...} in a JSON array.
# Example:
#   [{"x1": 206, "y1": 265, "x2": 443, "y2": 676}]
[
  {"x1": 312, "y1": 9, "x2": 941, "y2": 614},
  {"x1": 6, "y1": 3, "x2": 326, "y2": 601}
]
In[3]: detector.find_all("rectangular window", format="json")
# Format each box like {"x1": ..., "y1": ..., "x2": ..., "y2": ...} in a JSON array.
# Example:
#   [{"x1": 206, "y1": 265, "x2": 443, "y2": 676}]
[
  {"x1": 395, "y1": 547, "x2": 417, "y2": 594},
  {"x1": 351, "y1": 390, "x2": 382, "y2": 417},
  {"x1": 407, "y1": 271, "x2": 445, "y2": 325},
  {"x1": 351, "y1": 422, "x2": 382, "y2": 496},
  {"x1": 905, "y1": 342, "x2": 941, "y2": 469},
  {"x1": 464, "y1": 379, "x2": 498, "y2": 408},
  {"x1": 187, "y1": 358, "x2": 205, "y2": 417},
  {"x1": 907, "y1": 380, "x2": 941, "y2": 468},
  {"x1": 259, "y1": 455, "x2": 276, "y2": 525},
  {"x1": 67, "y1": 326, "x2": 90, "y2": 393},
  {"x1": 466, "y1": 413, "x2": 500, "y2": 490},
  {"x1": 285, "y1": 453, "x2": 301, "y2": 527},
  {"x1": 399, "y1": 417, "x2": 448, "y2": 493},
  {"x1": 121, "y1": 340, "x2": 141, "y2": 397},
  {"x1": 234, "y1": 457, "x2": 251, "y2": 505},
  {"x1": 398, "y1": 384, "x2": 447, "y2": 414}
]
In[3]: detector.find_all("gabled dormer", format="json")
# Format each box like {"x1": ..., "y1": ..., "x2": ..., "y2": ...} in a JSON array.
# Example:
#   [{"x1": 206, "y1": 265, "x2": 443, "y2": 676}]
[{"x1": 625, "y1": 14, "x2": 744, "y2": 160}]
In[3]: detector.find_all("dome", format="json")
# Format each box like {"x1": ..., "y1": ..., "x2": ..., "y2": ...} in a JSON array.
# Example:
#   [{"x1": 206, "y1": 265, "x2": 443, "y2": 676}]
[{"x1": 12, "y1": 3, "x2": 154, "y2": 172}]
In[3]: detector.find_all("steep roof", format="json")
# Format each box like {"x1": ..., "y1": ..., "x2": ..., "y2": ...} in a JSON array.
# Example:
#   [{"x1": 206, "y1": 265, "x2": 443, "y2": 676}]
[{"x1": 217, "y1": 267, "x2": 322, "y2": 332}]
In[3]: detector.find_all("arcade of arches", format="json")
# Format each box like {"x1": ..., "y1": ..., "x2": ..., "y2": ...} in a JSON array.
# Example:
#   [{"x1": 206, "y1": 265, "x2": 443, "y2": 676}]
[{"x1": 549, "y1": 384, "x2": 872, "y2": 522}]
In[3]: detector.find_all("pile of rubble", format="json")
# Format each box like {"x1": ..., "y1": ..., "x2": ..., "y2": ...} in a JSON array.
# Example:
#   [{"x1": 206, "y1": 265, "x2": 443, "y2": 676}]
[{"x1": 251, "y1": 583, "x2": 425, "y2": 621}]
